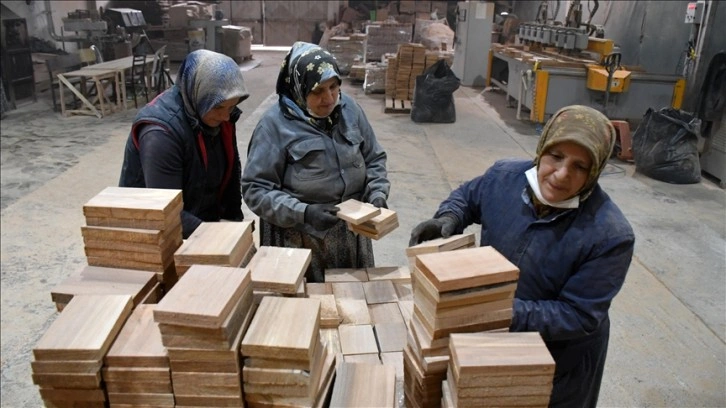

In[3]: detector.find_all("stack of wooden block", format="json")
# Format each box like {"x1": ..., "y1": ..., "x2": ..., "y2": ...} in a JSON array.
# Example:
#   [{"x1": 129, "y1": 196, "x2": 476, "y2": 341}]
[
  {"x1": 103, "y1": 304, "x2": 173, "y2": 407},
  {"x1": 81, "y1": 186, "x2": 183, "y2": 290},
  {"x1": 425, "y1": 49, "x2": 454, "y2": 69},
  {"x1": 31, "y1": 294, "x2": 134, "y2": 407},
  {"x1": 173, "y1": 221, "x2": 256, "y2": 277},
  {"x1": 404, "y1": 246, "x2": 520, "y2": 408},
  {"x1": 153, "y1": 264, "x2": 255, "y2": 407},
  {"x1": 326, "y1": 34, "x2": 366, "y2": 75},
  {"x1": 363, "y1": 62, "x2": 387, "y2": 94},
  {"x1": 385, "y1": 54, "x2": 398, "y2": 98},
  {"x1": 442, "y1": 332, "x2": 555, "y2": 408},
  {"x1": 246, "y1": 245, "x2": 311, "y2": 299},
  {"x1": 241, "y1": 296, "x2": 336, "y2": 407},
  {"x1": 405, "y1": 232, "x2": 476, "y2": 272},
  {"x1": 329, "y1": 362, "x2": 397, "y2": 407},
  {"x1": 349, "y1": 63, "x2": 367, "y2": 83},
  {"x1": 364, "y1": 22, "x2": 413, "y2": 63},
  {"x1": 345, "y1": 207, "x2": 398, "y2": 240},
  {"x1": 50, "y1": 265, "x2": 159, "y2": 311}
]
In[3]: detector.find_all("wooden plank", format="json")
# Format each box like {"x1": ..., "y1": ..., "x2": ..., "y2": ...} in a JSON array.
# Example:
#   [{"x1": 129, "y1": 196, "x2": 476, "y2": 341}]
[
  {"x1": 242, "y1": 366, "x2": 312, "y2": 386},
  {"x1": 405, "y1": 233, "x2": 476, "y2": 258},
  {"x1": 338, "y1": 324, "x2": 378, "y2": 355},
  {"x1": 82, "y1": 187, "x2": 182, "y2": 220},
  {"x1": 241, "y1": 297, "x2": 321, "y2": 362},
  {"x1": 348, "y1": 208, "x2": 398, "y2": 239},
  {"x1": 38, "y1": 388, "x2": 106, "y2": 402},
  {"x1": 309, "y1": 294, "x2": 342, "y2": 328},
  {"x1": 367, "y1": 266, "x2": 411, "y2": 283},
  {"x1": 374, "y1": 321, "x2": 407, "y2": 353},
  {"x1": 247, "y1": 246, "x2": 311, "y2": 294},
  {"x1": 332, "y1": 281, "x2": 366, "y2": 301},
  {"x1": 153, "y1": 265, "x2": 251, "y2": 328},
  {"x1": 344, "y1": 353, "x2": 381, "y2": 364},
  {"x1": 397, "y1": 300, "x2": 413, "y2": 324},
  {"x1": 106, "y1": 392, "x2": 175, "y2": 406},
  {"x1": 335, "y1": 199, "x2": 381, "y2": 225},
  {"x1": 105, "y1": 380, "x2": 173, "y2": 394},
  {"x1": 319, "y1": 328, "x2": 342, "y2": 356},
  {"x1": 83, "y1": 199, "x2": 182, "y2": 231},
  {"x1": 51, "y1": 266, "x2": 156, "y2": 308},
  {"x1": 81, "y1": 224, "x2": 179, "y2": 245},
  {"x1": 394, "y1": 282, "x2": 413, "y2": 301},
  {"x1": 174, "y1": 221, "x2": 254, "y2": 266},
  {"x1": 31, "y1": 359, "x2": 103, "y2": 374},
  {"x1": 449, "y1": 332, "x2": 555, "y2": 377},
  {"x1": 368, "y1": 302, "x2": 404, "y2": 325},
  {"x1": 329, "y1": 362, "x2": 396, "y2": 407},
  {"x1": 335, "y1": 299, "x2": 371, "y2": 325},
  {"x1": 414, "y1": 304, "x2": 512, "y2": 339},
  {"x1": 305, "y1": 282, "x2": 333, "y2": 295},
  {"x1": 413, "y1": 266, "x2": 517, "y2": 306},
  {"x1": 33, "y1": 294, "x2": 133, "y2": 361},
  {"x1": 363, "y1": 280, "x2": 398, "y2": 304},
  {"x1": 104, "y1": 304, "x2": 168, "y2": 368},
  {"x1": 324, "y1": 268, "x2": 368, "y2": 282},
  {"x1": 32, "y1": 371, "x2": 102, "y2": 388},
  {"x1": 415, "y1": 246, "x2": 520, "y2": 293},
  {"x1": 102, "y1": 366, "x2": 171, "y2": 382}
]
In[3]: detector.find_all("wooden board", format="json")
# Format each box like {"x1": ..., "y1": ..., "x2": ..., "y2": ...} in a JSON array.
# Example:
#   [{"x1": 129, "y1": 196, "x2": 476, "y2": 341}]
[
  {"x1": 84, "y1": 199, "x2": 183, "y2": 231},
  {"x1": 384, "y1": 98, "x2": 412, "y2": 114},
  {"x1": 367, "y1": 266, "x2": 411, "y2": 283},
  {"x1": 319, "y1": 328, "x2": 342, "y2": 356},
  {"x1": 153, "y1": 265, "x2": 251, "y2": 328},
  {"x1": 324, "y1": 268, "x2": 368, "y2": 282},
  {"x1": 414, "y1": 304, "x2": 512, "y2": 339},
  {"x1": 415, "y1": 246, "x2": 520, "y2": 293},
  {"x1": 363, "y1": 280, "x2": 398, "y2": 304},
  {"x1": 329, "y1": 362, "x2": 396, "y2": 407},
  {"x1": 33, "y1": 294, "x2": 133, "y2": 361},
  {"x1": 31, "y1": 359, "x2": 103, "y2": 374},
  {"x1": 32, "y1": 371, "x2": 102, "y2": 389},
  {"x1": 397, "y1": 300, "x2": 413, "y2": 324},
  {"x1": 405, "y1": 233, "x2": 476, "y2": 258},
  {"x1": 413, "y1": 266, "x2": 517, "y2": 307},
  {"x1": 332, "y1": 282, "x2": 366, "y2": 301},
  {"x1": 338, "y1": 324, "x2": 379, "y2": 355},
  {"x1": 81, "y1": 224, "x2": 179, "y2": 246},
  {"x1": 309, "y1": 294, "x2": 342, "y2": 328},
  {"x1": 335, "y1": 199, "x2": 381, "y2": 225},
  {"x1": 105, "y1": 379, "x2": 173, "y2": 394},
  {"x1": 83, "y1": 187, "x2": 181, "y2": 220},
  {"x1": 348, "y1": 208, "x2": 398, "y2": 239},
  {"x1": 104, "y1": 305, "x2": 168, "y2": 368},
  {"x1": 335, "y1": 299, "x2": 371, "y2": 325},
  {"x1": 394, "y1": 282, "x2": 413, "y2": 301},
  {"x1": 241, "y1": 297, "x2": 321, "y2": 362},
  {"x1": 82, "y1": 227, "x2": 182, "y2": 254},
  {"x1": 51, "y1": 265, "x2": 157, "y2": 307},
  {"x1": 247, "y1": 246, "x2": 312, "y2": 294},
  {"x1": 106, "y1": 392, "x2": 175, "y2": 406},
  {"x1": 374, "y1": 321, "x2": 407, "y2": 353},
  {"x1": 368, "y1": 302, "x2": 404, "y2": 325},
  {"x1": 344, "y1": 353, "x2": 381, "y2": 364},
  {"x1": 174, "y1": 221, "x2": 254, "y2": 266},
  {"x1": 306, "y1": 282, "x2": 333, "y2": 295},
  {"x1": 38, "y1": 388, "x2": 105, "y2": 402},
  {"x1": 101, "y1": 366, "x2": 170, "y2": 382}
]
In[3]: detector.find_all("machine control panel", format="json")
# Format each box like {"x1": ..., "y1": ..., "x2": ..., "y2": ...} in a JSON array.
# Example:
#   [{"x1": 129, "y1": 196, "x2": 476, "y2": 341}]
[{"x1": 685, "y1": 1, "x2": 705, "y2": 24}]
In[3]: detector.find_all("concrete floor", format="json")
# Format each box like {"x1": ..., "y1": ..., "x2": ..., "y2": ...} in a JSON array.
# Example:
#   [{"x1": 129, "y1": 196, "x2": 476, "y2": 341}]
[{"x1": 1, "y1": 49, "x2": 724, "y2": 407}]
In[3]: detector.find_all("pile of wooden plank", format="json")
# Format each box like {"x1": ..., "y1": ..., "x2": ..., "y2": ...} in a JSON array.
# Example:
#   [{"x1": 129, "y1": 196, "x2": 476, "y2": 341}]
[
  {"x1": 241, "y1": 296, "x2": 336, "y2": 407},
  {"x1": 405, "y1": 232, "x2": 476, "y2": 272},
  {"x1": 364, "y1": 62, "x2": 387, "y2": 94},
  {"x1": 103, "y1": 304, "x2": 173, "y2": 407},
  {"x1": 153, "y1": 264, "x2": 255, "y2": 407},
  {"x1": 404, "y1": 246, "x2": 520, "y2": 408},
  {"x1": 31, "y1": 294, "x2": 134, "y2": 408},
  {"x1": 442, "y1": 332, "x2": 555, "y2": 408},
  {"x1": 50, "y1": 265, "x2": 159, "y2": 311},
  {"x1": 173, "y1": 221, "x2": 256, "y2": 277},
  {"x1": 247, "y1": 245, "x2": 312, "y2": 296},
  {"x1": 326, "y1": 34, "x2": 366, "y2": 75},
  {"x1": 81, "y1": 186, "x2": 183, "y2": 290},
  {"x1": 365, "y1": 22, "x2": 413, "y2": 63},
  {"x1": 329, "y1": 362, "x2": 397, "y2": 407},
  {"x1": 347, "y1": 207, "x2": 399, "y2": 240}
]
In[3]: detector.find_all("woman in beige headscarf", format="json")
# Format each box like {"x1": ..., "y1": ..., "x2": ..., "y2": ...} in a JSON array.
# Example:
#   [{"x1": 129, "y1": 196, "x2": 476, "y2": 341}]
[{"x1": 410, "y1": 105, "x2": 635, "y2": 408}]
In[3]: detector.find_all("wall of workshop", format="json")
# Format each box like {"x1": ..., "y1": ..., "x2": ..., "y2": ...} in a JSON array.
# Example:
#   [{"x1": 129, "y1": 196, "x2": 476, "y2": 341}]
[
  {"x1": 1, "y1": 0, "x2": 109, "y2": 53},
  {"x1": 511, "y1": 0, "x2": 725, "y2": 112}
]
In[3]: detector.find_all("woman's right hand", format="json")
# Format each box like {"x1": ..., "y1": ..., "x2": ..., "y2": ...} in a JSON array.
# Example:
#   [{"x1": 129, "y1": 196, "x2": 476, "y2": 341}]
[{"x1": 305, "y1": 204, "x2": 340, "y2": 231}]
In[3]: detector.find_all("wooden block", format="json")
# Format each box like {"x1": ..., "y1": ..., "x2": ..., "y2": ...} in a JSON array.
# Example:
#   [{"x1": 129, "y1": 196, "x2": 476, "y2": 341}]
[
  {"x1": 32, "y1": 371, "x2": 102, "y2": 388},
  {"x1": 105, "y1": 379, "x2": 173, "y2": 394},
  {"x1": 241, "y1": 297, "x2": 321, "y2": 362},
  {"x1": 247, "y1": 246, "x2": 311, "y2": 294},
  {"x1": 405, "y1": 233, "x2": 476, "y2": 258},
  {"x1": 348, "y1": 208, "x2": 398, "y2": 239},
  {"x1": 335, "y1": 199, "x2": 381, "y2": 225},
  {"x1": 338, "y1": 324, "x2": 378, "y2": 355},
  {"x1": 31, "y1": 359, "x2": 103, "y2": 374},
  {"x1": 173, "y1": 394, "x2": 244, "y2": 407},
  {"x1": 415, "y1": 246, "x2": 520, "y2": 292},
  {"x1": 105, "y1": 305, "x2": 167, "y2": 368},
  {"x1": 309, "y1": 294, "x2": 342, "y2": 328},
  {"x1": 344, "y1": 353, "x2": 381, "y2": 364},
  {"x1": 394, "y1": 282, "x2": 413, "y2": 301},
  {"x1": 363, "y1": 280, "x2": 398, "y2": 304},
  {"x1": 81, "y1": 224, "x2": 180, "y2": 246},
  {"x1": 412, "y1": 266, "x2": 517, "y2": 307},
  {"x1": 83, "y1": 187, "x2": 182, "y2": 220},
  {"x1": 441, "y1": 379, "x2": 454, "y2": 408},
  {"x1": 83, "y1": 229, "x2": 182, "y2": 254},
  {"x1": 397, "y1": 300, "x2": 413, "y2": 324},
  {"x1": 84, "y1": 199, "x2": 182, "y2": 231},
  {"x1": 332, "y1": 281, "x2": 366, "y2": 301},
  {"x1": 324, "y1": 268, "x2": 368, "y2": 282},
  {"x1": 102, "y1": 366, "x2": 171, "y2": 382},
  {"x1": 329, "y1": 362, "x2": 396, "y2": 407},
  {"x1": 51, "y1": 266, "x2": 157, "y2": 307},
  {"x1": 38, "y1": 388, "x2": 106, "y2": 402},
  {"x1": 174, "y1": 221, "x2": 254, "y2": 266},
  {"x1": 368, "y1": 302, "x2": 404, "y2": 325},
  {"x1": 414, "y1": 304, "x2": 512, "y2": 339},
  {"x1": 367, "y1": 266, "x2": 411, "y2": 283},
  {"x1": 374, "y1": 322, "x2": 407, "y2": 352},
  {"x1": 380, "y1": 351, "x2": 404, "y2": 380},
  {"x1": 106, "y1": 392, "x2": 175, "y2": 406},
  {"x1": 306, "y1": 282, "x2": 333, "y2": 295},
  {"x1": 242, "y1": 366, "x2": 312, "y2": 386},
  {"x1": 319, "y1": 328, "x2": 342, "y2": 355},
  {"x1": 335, "y1": 299, "x2": 371, "y2": 325},
  {"x1": 153, "y1": 264, "x2": 251, "y2": 328},
  {"x1": 33, "y1": 294, "x2": 133, "y2": 361}
]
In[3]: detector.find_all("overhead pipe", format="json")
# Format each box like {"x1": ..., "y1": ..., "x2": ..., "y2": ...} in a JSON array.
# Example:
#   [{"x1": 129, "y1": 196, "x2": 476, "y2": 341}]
[{"x1": 43, "y1": 0, "x2": 79, "y2": 42}]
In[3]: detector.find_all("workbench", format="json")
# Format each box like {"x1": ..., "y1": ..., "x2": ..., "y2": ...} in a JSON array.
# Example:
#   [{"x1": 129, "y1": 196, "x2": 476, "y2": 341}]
[{"x1": 487, "y1": 44, "x2": 686, "y2": 123}]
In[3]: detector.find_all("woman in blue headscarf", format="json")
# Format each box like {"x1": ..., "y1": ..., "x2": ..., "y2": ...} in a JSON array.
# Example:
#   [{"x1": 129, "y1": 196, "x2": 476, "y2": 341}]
[
  {"x1": 119, "y1": 50, "x2": 249, "y2": 238},
  {"x1": 242, "y1": 41, "x2": 390, "y2": 283}
]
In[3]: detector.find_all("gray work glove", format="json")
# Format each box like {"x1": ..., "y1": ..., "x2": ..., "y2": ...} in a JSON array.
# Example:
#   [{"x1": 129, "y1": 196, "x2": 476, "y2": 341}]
[
  {"x1": 408, "y1": 214, "x2": 458, "y2": 247},
  {"x1": 305, "y1": 203, "x2": 340, "y2": 231},
  {"x1": 371, "y1": 197, "x2": 388, "y2": 209}
]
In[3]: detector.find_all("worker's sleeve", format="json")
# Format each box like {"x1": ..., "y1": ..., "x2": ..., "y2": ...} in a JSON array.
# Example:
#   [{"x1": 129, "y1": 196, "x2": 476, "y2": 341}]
[
  {"x1": 137, "y1": 124, "x2": 202, "y2": 236},
  {"x1": 511, "y1": 233, "x2": 634, "y2": 341},
  {"x1": 433, "y1": 172, "x2": 490, "y2": 233},
  {"x1": 355, "y1": 102, "x2": 390, "y2": 203},
  {"x1": 241, "y1": 123, "x2": 307, "y2": 228}
]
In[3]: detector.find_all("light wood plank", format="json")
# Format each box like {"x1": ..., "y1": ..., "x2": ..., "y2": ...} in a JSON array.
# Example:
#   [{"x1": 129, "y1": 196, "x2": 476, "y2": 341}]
[
  {"x1": 51, "y1": 265, "x2": 156, "y2": 307},
  {"x1": 105, "y1": 305, "x2": 167, "y2": 368},
  {"x1": 405, "y1": 233, "x2": 476, "y2": 258},
  {"x1": 324, "y1": 268, "x2": 368, "y2": 282},
  {"x1": 344, "y1": 353, "x2": 381, "y2": 364},
  {"x1": 306, "y1": 282, "x2": 333, "y2": 295},
  {"x1": 335, "y1": 299, "x2": 371, "y2": 325},
  {"x1": 374, "y1": 322, "x2": 407, "y2": 352},
  {"x1": 415, "y1": 246, "x2": 520, "y2": 292},
  {"x1": 81, "y1": 224, "x2": 179, "y2": 245},
  {"x1": 309, "y1": 294, "x2": 342, "y2": 328},
  {"x1": 363, "y1": 280, "x2": 398, "y2": 304},
  {"x1": 335, "y1": 199, "x2": 381, "y2": 225},
  {"x1": 332, "y1": 281, "x2": 366, "y2": 300},
  {"x1": 338, "y1": 324, "x2": 378, "y2": 355},
  {"x1": 449, "y1": 332, "x2": 555, "y2": 377},
  {"x1": 247, "y1": 246, "x2": 311, "y2": 294},
  {"x1": 174, "y1": 221, "x2": 254, "y2": 266},
  {"x1": 82, "y1": 187, "x2": 181, "y2": 219},
  {"x1": 366, "y1": 265, "x2": 411, "y2": 283},
  {"x1": 329, "y1": 362, "x2": 396, "y2": 407},
  {"x1": 368, "y1": 302, "x2": 404, "y2": 325}
]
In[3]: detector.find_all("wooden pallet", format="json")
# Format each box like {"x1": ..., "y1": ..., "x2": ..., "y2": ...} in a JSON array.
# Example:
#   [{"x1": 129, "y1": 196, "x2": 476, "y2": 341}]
[{"x1": 384, "y1": 98, "x2": 412, "y2": 114}]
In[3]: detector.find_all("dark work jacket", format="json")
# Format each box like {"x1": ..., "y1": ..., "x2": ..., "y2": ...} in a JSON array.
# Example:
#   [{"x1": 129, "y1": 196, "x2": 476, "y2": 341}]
[
  {"x1": 119, "y1": 86, "x2": 243, "y2": 238},
  {"x1": 435, "y1": 159, "x2": 635, "y2": 408}
]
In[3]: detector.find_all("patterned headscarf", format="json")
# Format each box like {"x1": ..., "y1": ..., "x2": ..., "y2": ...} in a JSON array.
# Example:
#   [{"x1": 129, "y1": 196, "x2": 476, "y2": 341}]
[
  {"x1": 177, "y1": 50, "x2": 249, "y2": 129},
  {"x1": 276, "y1": 41, "x2": 342, "y2": 117},
  {"x1": 534, "y1": 105, "x2": 616, "y2": 201}
]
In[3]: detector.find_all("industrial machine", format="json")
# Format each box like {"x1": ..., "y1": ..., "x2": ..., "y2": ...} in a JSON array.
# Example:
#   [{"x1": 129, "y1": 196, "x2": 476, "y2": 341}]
[{"x1": 486, "y1": 0, "x2": 686, "y2": 126}]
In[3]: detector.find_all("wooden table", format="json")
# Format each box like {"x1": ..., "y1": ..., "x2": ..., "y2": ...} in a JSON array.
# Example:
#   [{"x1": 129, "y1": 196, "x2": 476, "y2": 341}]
[
  {"x1": 83, "y1": 55, "x2": 163, "y2": 109},
  {"x1": 57, "y1": 67, "x2": 122, "y2": 118}
]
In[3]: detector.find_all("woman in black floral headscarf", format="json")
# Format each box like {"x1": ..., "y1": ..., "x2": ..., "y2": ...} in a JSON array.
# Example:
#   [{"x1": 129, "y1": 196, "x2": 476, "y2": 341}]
[{"x1": 242, "y1": 42, "x2": 390, "y2": 283}]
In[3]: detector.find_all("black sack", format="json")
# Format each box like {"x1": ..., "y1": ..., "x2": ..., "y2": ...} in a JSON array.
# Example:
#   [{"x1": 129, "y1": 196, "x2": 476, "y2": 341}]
[
  {"x1": 410, "y1": 59, "x2": 460, "y2": 123},
  {"x1": 632, "y1": 107, "x2": 702, "y2": 184}
]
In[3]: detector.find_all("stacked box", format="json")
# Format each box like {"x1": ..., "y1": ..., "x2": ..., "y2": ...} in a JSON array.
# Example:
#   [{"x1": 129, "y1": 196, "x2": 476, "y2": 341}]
[
  {"x1": 365, "y1": 22, "x2": 413, "y2": 63},
  {"x1": 364, "y1": 62, "x2": 388, "y2": 94},
  {"x1": 173, "y1": 221, "x2": 256, "y2": 277},
  {"x1": 444, "y1": 332, "x2": 555, "y2": 407},
  {"x1": 327, "y1": 34, "x2": 366, "y2": 75}
]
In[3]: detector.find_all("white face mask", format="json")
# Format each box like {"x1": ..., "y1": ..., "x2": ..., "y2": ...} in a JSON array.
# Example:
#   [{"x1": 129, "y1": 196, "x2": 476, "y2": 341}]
[
  {"x1": 525, "y1": 166, "x2": 580, "y2": 209},
  {"x1": 306, "y1": 93, "x2": 340, "y2": 119}
]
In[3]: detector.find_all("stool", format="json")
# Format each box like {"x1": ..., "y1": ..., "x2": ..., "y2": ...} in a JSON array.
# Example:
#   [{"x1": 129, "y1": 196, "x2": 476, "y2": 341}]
[{"x1": 611, "y1": 120, "x2": 633, "y2": 162}]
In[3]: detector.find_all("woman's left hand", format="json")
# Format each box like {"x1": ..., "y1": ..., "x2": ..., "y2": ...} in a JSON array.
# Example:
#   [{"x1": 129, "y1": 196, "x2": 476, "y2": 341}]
[{"x1": 371, "y1": 197, "x2": 388, "y2": 209}]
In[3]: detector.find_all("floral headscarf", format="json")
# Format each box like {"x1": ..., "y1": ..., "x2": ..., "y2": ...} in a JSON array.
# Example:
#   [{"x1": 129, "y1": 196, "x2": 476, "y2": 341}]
[
  {"x1": 177, "y1": 50, "x2": 249, "y2": 129},
  {"x1": 534, "y1": 105, "x2": 616, "y2": 201}
]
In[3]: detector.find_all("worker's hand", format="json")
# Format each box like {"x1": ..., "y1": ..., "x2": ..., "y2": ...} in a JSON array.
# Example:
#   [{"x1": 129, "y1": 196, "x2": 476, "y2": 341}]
[
  {"x1": 371, "y1": 197, "x2": 388, "y2": 209},
  {"x1": 408, "y1": 214, "x2": 458, "y2": 247},
  {"x1": 305, "y1": 203, "x2": 340, "y2": 231}
]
